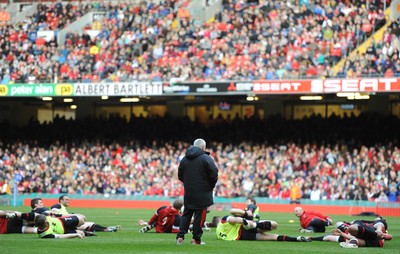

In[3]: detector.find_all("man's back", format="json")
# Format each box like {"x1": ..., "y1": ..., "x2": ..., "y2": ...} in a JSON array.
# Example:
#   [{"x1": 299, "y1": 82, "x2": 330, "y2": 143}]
[{"x1": 178, "y1": 145, "x2": 218, "y2": 209}]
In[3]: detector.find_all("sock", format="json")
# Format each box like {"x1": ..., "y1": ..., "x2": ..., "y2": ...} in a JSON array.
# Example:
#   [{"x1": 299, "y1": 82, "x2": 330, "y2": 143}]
[
  {"x1": 277, "y1": 235, "x2": 298, "y2": 242},
  {"x1": 87, "y1": 224, "x2": 107, "y2": 232},
  {"x1": 139, "y1": 224, "x2": 154, "y2": 233},
  {"x1": 311, "y1": 236, "x2": 325, "y2": 241}
]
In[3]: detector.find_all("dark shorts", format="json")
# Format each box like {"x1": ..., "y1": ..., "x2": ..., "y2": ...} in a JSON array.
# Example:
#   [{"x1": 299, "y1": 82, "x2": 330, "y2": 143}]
[
  {"x1": 6, "y1": 218, "x2": 24, "y2": 233},
  {"x1": 173, "y1": 214, "x2": 182, "y2": 227},
  {"x1": 239, "y1": 227, "x2": 257, "y2": 241},
  {"x1": 60, "y1": 216, "x2": 79, "y2": 234},
  {"x1": 364, "y1": 237, "x2": 381, "y2": 247}
]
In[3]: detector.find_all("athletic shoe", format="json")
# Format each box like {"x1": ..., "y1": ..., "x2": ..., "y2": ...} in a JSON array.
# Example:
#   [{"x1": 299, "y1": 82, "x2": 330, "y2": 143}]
[
  {"x1": 382, "y1": 233, "x2": 393, "y2": 241},
  {"x1": 176, "y1": 237, "x2": 184, "y2": 245},
  {"x1": 191, "y1": 239, "x2": 206, "y2": 245},
  {"x1": 299, "y1": 229, "x2": 314, "y2": 233},
  {"x1": 297, "y1": 236, "x2": 312, "y2": 242},
  {"x1": 84, "y1": 231, "x2": 98, "y2": 237},
  {"x1": 105, "y1": 225, "x2": 121, "y2": 232},
  {"x1": 203, "y1": 225, "x2": 211, "y2": 231},
  {"x1": 340, "y1": 238, "x2": 359, "y2": 248}
]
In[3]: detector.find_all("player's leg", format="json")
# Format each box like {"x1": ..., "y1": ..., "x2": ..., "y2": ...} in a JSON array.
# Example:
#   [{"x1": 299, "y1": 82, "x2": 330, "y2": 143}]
[
  {"x1": 171, "y1": 214, "x2": 181, "y2": 233},
  {"x1": 256, "y1": 220, "x2": 277, "y2": 232},
  {"x1": 75, "y1": 214, "x2": 86, "y2": 227},
  {"x1": 308, "y1": 219, "x2": 327, "y2": 232},
  {"x1": 6, "y1": 219, "x2": 25, "y2": 233},
  {"x1": 257, "y1": 233, "x2": 279, "y2": 241},
  {"x1": 257, "y1": 233, "x2": 311, "y2": 242},
  {"x1": 311, "y1": 235, "x2": 341, "y2": 242},
  {"x1": 61, "y1": 215, "x2": 81, "y2": 232},
  {"x1": 21, "y1": 226, "x2": 38, "y2": 234},
  {"x1": 79, "y1": 221, "x2": 117, "y2": 232}
]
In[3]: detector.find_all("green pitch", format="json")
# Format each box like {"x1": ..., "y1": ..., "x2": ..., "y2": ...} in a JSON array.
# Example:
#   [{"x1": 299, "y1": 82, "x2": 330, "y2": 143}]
[{"x1": 1, "y1": 206, "x2": 399, "y2": 254}]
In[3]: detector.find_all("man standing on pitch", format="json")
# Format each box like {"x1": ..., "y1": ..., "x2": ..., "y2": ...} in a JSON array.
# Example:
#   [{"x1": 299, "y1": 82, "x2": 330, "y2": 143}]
[{"x1": 176, "y1": 138, "x2": 218, "y2": 245}]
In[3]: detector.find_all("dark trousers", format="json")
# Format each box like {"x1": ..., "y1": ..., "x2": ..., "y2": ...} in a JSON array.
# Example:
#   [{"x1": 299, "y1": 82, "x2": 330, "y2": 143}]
[
  {"x1": 308, "y1": 218, "x2": 327, "y2": 232},
  {"x1": 177, "y1": 207, "x2": 207, "y2": 242}
]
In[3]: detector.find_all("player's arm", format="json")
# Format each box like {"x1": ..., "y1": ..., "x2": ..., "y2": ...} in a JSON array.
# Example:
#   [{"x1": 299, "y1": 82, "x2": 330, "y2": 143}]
[
  {"x1": 308, "y1": 211, "x2": 333, "y2": 224},
  {"x1": 1, "y1": 210, "x2": 24, "y2": 217},
  {"x1": 225, "y1": 216, "x2": 255, "y2": 227},
  {"x1": 331, "y1": 228, "x2": 354, "y2": 240},
  {"x1": 52, "y1": 231, "x2": 86, "y2": 239},
  {"x1": 50, "y1": 204, "x2": 62, "y2": 215},
  {"x1": 229, "y1": 208, "x2": 246, "y2": 217},
  {"x1": 225, "y1": 216, "x2": 243, "y2": 225},
  {"x1": 148, "y1": 208, "x2": 163, "y2": 226},
  {"x1": 4, "y1": 211, "x2": 38, "y2": 222},
  {"x1": 138, "y1": 211, "x2": 159, "y2": 233},
  {"x1": 138, "y1": 219, "x2": 148, "y2": 226},
  {"x1": 230, "y1": 208, "x2": 254, "y2": 220}
]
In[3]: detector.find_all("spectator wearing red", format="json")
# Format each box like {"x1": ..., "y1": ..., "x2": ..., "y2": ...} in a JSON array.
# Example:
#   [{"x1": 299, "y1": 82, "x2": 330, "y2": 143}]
[{"x1": 36, "y1": 36, "x2": 46, "y2": 48}]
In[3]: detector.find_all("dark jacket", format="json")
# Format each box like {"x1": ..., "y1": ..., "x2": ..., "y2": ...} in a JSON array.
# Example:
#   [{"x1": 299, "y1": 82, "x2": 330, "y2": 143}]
[{"x1": 178, "y1": 146, "x2": 218, "y2": 209}]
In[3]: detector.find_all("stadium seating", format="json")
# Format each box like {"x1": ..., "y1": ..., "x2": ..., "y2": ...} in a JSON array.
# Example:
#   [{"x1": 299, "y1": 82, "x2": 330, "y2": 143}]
[
  {"x1": 0, "y1": 0, "x2": 398, "y2": 84},
  {"x1": 0, "y1": 113, "x2": 399, "y2": 201},
  {"x1": 0, "y1": 1, "x2": 398, "y2": 201}
]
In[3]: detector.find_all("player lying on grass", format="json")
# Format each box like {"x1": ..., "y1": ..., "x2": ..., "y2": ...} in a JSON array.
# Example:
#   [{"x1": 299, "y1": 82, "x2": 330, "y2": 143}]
[
  {"x1": 0, "y1": 209, "x2": 37, "y2": 234},
  {"x1": 138, "y1": 199, "x2": 183, "y2": 233},
  {"x1": 34, "y1": 213, "x2": 88, "y2": 239},
  {"x1": 4, "y1": 211, "x2": 91, "y2": 239},
  {"x1": 215, "y1": 215, "x2": 311, "y2": 242},
  {"x1": 31, "y1": 196, "x2": 120, "y2": 232},
  {"x1": 294, "y1": 206, "x2": 333, "y2": 233},
  {"x1": 309, "y1": 217, "x2": 392, "y2": 248},
  {"x1": 138, "y1": 199, "x2": 215, "y2": 233}
]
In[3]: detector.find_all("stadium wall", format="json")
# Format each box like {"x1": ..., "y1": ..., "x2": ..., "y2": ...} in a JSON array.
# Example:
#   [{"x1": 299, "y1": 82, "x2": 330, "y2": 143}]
[{"x1": 8, "y1": 194, "x2": 399, "y2": 217}]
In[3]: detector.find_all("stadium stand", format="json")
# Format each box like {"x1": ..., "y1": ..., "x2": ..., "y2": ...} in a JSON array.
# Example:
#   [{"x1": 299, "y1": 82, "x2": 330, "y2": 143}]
[
  {"x1": 0, "y1": 113, "x2": 398, "y2": 201},
  {"x1": 0, "y1": 1, "x2": 398, "y2": 202},
  {"x1": 0, "y1": 0, "x2": 398, "y2": 84}
]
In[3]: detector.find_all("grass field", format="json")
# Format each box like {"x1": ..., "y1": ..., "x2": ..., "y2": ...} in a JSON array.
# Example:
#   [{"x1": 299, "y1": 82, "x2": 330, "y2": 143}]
[{"x1": 1, "y1": 206, "x2": 399, "y2": 254}]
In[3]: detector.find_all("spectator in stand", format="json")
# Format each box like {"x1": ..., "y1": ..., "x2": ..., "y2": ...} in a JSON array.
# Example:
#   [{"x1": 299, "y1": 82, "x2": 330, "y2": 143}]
[
  {"x1": 1, "y1": 0, "x2": 397, "y2": 83},
  {"x1": 0, "y1": 113, "x2": 399, "y2": 202},
  {"x1": 385, "y1": 184, "x2": 400, "y2": 202}
]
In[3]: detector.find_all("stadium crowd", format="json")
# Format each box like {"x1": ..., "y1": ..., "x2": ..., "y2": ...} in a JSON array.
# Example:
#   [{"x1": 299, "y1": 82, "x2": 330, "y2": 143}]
[
  {"x1": 0, "y1": 0, "x2": 399, "y2": 84},
  {"x1": 0, "y1": 113, "x2": 399, "y2": 202},
  {"x1": 0, "y1": 0, "x2": 398, "y2": 201}
]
